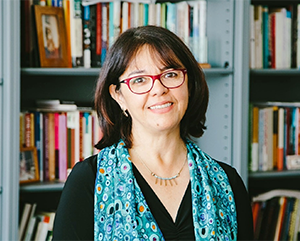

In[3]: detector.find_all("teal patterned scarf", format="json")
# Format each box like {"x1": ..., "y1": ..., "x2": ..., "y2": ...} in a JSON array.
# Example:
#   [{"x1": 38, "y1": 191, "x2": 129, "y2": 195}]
[{"x1": 94, "y1": 139, "x2": 237, "y2": 240}]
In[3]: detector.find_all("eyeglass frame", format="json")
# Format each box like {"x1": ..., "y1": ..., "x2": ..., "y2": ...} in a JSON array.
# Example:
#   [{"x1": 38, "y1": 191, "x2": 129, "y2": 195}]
[{"x1": 119, "y1": 68, "x2": 187, "y2": 94}]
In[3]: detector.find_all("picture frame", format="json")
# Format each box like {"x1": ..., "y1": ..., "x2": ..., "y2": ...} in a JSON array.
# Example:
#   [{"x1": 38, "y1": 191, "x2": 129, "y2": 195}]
[
  {"x1": 19, "y1": 147, "x2": 40, "y2": 184},
  {"x1": 34, "y1": 6, "x2": 69, "y2": 67}
]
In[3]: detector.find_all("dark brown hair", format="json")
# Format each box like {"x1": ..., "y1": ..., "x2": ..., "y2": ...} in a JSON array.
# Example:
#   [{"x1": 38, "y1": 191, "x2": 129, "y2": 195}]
[{"x1": 94, "y1": 25, "x2": 209, "y2": 149}]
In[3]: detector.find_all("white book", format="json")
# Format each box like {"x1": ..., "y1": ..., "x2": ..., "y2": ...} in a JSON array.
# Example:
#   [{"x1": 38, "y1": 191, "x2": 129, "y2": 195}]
[
  {"x1": 148, "y1": 3, "x2": 156, "y2": 26},
  {"x1": 176, "y1": 1, "x2": 189, "y2": 46},
  {"x1": 19, "y1": 203, "x2": 32, "y2": 241},
  {"x1": 121, "y1": 2, "x2": 129, "y2": 33},
  {"x1": 24, "y1": 217, "x2": 37, "y2": 241},
  {"x1": 69, "y1": 0, "x2": 83, "y2": 67},
  {"x1": 131, "y1": 2, "x2": 139, "y2": 28},
  {"x1": 155, "y1": 3, "x2": 161, "y2": 27},
  {"x1": 198, "y1": 0, "x2": 207, "y2": 63},
  {"x1": 285, "y1": 10, "x2": 292, "y2": 68},
  {"x1": 274, "y1": 9, "x2": 285, "y2": 69}
]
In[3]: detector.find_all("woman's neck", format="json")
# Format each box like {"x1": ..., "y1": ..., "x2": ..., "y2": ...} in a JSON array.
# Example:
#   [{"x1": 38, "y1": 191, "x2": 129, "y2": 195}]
[{"x1": 130, "y1": 129, "x2": 187, "y2": 172}]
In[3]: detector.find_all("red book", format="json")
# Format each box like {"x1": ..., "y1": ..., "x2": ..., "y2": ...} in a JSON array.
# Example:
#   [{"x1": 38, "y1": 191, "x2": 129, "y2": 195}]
[{"x1": 96, "y1": 2, "x2": 102, "y2": 56}]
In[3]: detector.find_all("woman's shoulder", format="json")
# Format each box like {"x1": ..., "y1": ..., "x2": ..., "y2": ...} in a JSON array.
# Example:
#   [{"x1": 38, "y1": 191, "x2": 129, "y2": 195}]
[{"x1": 67, "y1": 154, "x2": 98, "y2": 183}]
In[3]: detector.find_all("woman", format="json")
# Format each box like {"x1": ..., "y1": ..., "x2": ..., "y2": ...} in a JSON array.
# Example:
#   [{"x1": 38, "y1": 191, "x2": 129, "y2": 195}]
[{"x1": 52, "y1": 25, "x2": 253, "y2": 240}]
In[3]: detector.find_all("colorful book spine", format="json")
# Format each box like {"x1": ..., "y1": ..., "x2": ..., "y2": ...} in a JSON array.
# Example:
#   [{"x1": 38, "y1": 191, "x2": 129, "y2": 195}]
[{"x1": 83, "y1": 5, "x2": 91, "y2": 68}]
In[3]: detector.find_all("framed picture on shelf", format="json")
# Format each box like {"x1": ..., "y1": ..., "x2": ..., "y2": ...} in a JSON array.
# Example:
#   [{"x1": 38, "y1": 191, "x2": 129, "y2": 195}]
[
  {"x1": 19, "y1": 147, "x2": 40, "y2": 184},
  {"x1": 34, "y1": 6, "x2": 69, "y2": 67}
]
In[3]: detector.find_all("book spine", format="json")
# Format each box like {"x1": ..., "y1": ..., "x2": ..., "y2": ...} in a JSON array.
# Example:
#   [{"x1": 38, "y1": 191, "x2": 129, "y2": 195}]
[
  {"x1": 91, "y1": 3, "x2": 101, "y2": 67},
  {"x1": 83, "y1": 5, "x2": 91, "y2": 68},
  {"x1": 43, "y1": 114, "x2": 49, "y2": 181},
  {"x1": 58, "y1": 113, "x2": 67, "y2": 181},
  {"x1": 101, "y1": 3, "x2": 108, "y2": 64},
  {"x1": 54, "y1": 113, "x2": 59, "y2": 179},
  {"x1": 69, "y1": 0, "x2": 83, "y2": 67},
  {"x1": 48, "y1": 113, "x2": 55, "y2": 181},
  {"x1": 262, "y1": 6, "x2": 269, "y2": 68},
  {"x1": 251, "y1": 106, "x2": 259, "y2": 172},
  {"x1": 277, "y1": 108, "x2": 284, "y2": 170}
]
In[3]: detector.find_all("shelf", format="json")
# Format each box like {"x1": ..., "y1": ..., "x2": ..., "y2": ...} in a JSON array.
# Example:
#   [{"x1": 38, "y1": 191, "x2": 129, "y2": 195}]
[
  {"x1": 20, "y1": 181, "x2": 65, "y2": 193},
  {"x1": 249, "y1": 170, "x2": 300, "y2": 179},
  {"x1": 21, "y1": 67, "x2": 233, "y2": 77},
  {"x1": 250, "y1": 69, "x2": 300, "y2": 76}
]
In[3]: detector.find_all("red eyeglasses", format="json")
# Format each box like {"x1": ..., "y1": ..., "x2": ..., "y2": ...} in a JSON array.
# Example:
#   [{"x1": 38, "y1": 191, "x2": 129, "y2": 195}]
[{"x1": 119, "y1": 69, "x2": 187, "y2": 94}]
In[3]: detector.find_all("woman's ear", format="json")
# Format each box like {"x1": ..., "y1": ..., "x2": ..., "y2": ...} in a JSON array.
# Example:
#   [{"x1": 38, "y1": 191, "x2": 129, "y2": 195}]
[{"x1": 109, "y1": 84, "x2": 126, "y2": 109}]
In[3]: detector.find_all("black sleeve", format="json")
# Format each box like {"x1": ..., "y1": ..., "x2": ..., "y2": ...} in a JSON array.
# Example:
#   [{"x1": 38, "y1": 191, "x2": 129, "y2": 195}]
[
  {"x1": 218, "y1": 161, "x2": 254, "y2": 241},
  {"x1": 52, "y1": 155, "x2": 97, "y2": 241}
]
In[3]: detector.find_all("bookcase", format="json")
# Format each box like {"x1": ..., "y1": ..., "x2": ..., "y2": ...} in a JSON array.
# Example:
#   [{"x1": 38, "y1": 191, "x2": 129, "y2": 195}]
[
  {"x1": 1, "y1": 0, "x2": 251, "y2": 239},
  {"x1": 248, "y1": 0, "x2": 300, "y2": 197}
]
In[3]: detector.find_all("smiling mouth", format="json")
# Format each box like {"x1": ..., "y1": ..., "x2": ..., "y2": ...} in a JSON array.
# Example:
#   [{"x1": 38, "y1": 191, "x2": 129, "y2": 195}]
[{"x1": 149, "y1": 103, "x2": 172, "y2": 110}]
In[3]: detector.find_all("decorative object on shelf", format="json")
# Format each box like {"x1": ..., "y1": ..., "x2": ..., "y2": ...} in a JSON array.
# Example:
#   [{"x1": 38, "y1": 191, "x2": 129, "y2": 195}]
[
  {"x1": 20, "y1": 147, "x2": 40, "y2": 184},
  {"x1": 34, "y1": 6, "x2": 69, "y2": 67}
]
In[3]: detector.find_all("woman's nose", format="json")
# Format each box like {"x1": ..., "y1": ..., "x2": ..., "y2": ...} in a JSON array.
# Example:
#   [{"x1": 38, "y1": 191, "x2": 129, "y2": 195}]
[{"x1": 150, "y1": 77, "x2": 169, "y2": 96}]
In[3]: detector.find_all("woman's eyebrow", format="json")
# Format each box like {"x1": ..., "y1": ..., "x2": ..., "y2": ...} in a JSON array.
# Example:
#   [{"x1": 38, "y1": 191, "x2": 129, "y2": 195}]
[{"x1": 127, "y1": 69, "x2": 145, "y2": 77}]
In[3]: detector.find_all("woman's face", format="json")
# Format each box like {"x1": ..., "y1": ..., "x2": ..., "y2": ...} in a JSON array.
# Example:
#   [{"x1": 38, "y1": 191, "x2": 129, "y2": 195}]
[{"x1": 109, "y1": 46, "x2": 189, "y2": 136}]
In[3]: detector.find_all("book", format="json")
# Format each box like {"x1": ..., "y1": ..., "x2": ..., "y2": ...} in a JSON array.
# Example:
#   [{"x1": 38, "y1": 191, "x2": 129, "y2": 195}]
[
  {"x1": 121, "y1": 1, "x2": 129, "y2": 33},
  {"x1": 253, "y1": 190, "x2": 300, "y2": 240},
  {"x1": 101, "y1": 2, "x2": 108, "y2": 64},
  {"x1": 254, "y1": 5, "x2": 263, "y2": 69},
  {"x1": 23, "y1": 203, "x2": 37, "y2": 241},
  {"x1": 47, "y1": 113, "x2": 55, "y2": 181},
  {"x1": 43, "y1": 113, "x2": 50, "y2": 181},
  {"x1": 91, "y1": 3, "x2": 101, "y2": 67},
  {"x1": 19, "y1": 203, "x2": 32, "y2": 241},
  {"x1": 24, "y1": 217, "x2": 38, "y2": 241},
  {"x1": 35, "y1": 99, "x2": 77, "y2": 112},
  {"x1": 277, "y1": 107, "x2": 285, "y2": 170},
  {"x1": 58, "y1": 113, "x2": 68, "y2": 181},
  {"x1": 109, "y1": 1, "x2": 121, "y2": 48},
  {"x1": 273, "y1": 196, "x2": 288, "y2": 240},
  {"x1": 62, "y1": 0, "x2": 72, "y2": 67},
  {"x1": 21, "y1": 0, "x2": 39, "y2": 67},
  {"x1": 83, "y1": 5, "x2": 92, "y2": 68},
  {"x1": 262, "y1": 5, "x2": 270, "y2": 68},
  {"x1": 69, "y1": 0, "x2": 83, "y2": 67},
  {"x1": 33, "y1": 111, "x2": 43, "y2": 181},
  {"x1": 25, "y1": 112, "x2": 34, "y2": 148},
  {"x1": 251, "y1": 106, "x2": 259, "y2": 172}
]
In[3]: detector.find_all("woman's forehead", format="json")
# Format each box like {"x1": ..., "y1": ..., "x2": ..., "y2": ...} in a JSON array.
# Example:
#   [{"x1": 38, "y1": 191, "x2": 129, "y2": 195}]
[{"x1": 125, "y1": 45, "x2": 182, "y2": 70}]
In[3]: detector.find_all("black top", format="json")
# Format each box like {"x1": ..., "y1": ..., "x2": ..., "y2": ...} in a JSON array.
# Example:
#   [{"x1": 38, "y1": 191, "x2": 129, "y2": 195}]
[{"x1": 52, "y1": 155, "x2": 253, "y2": 240}]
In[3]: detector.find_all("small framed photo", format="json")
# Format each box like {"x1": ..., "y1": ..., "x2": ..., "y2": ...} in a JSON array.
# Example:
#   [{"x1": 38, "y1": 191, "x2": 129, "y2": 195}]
[
  {"x1": 34, "y1": 5, "x2": 69, "y2": 67},
  {"x1": 20, "y1": 147, "x2": 40, "y2": 184}
]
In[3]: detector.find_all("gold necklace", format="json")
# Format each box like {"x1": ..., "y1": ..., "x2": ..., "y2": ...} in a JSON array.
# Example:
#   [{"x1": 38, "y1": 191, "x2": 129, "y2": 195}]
[{"x1": 132, "y1": 148, "x2": 187, "y2": 186}]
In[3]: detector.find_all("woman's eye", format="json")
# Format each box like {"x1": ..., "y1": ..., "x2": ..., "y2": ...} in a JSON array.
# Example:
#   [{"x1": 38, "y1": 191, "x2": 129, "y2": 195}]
[
  {"x1": 164, "y1": 72, "x2": 178, "y2": 78},
  {"x1": 131, "y1": 77, "x2": 146, "y2": 84}
]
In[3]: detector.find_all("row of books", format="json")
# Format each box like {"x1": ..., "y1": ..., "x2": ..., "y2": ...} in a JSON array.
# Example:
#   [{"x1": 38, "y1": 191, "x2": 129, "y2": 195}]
[
  {"x1": 252, "y1": 189, "x2": 300, "y2": 240},
  {"x1": 20, "y1": 102, "x2": 102, "y2": 182},
  {"x1": 21, "y1": 0, "x2": 208, "y2": 68},
  {"x1": 19, "y1": 203, "x2": 55, "y2": 241},
  {"x1": 250, "y1": 4, "x2": 300, "y2": 69},
  {"x1": 249, "y1": 102, "x2": 300, "y2": 172}
]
